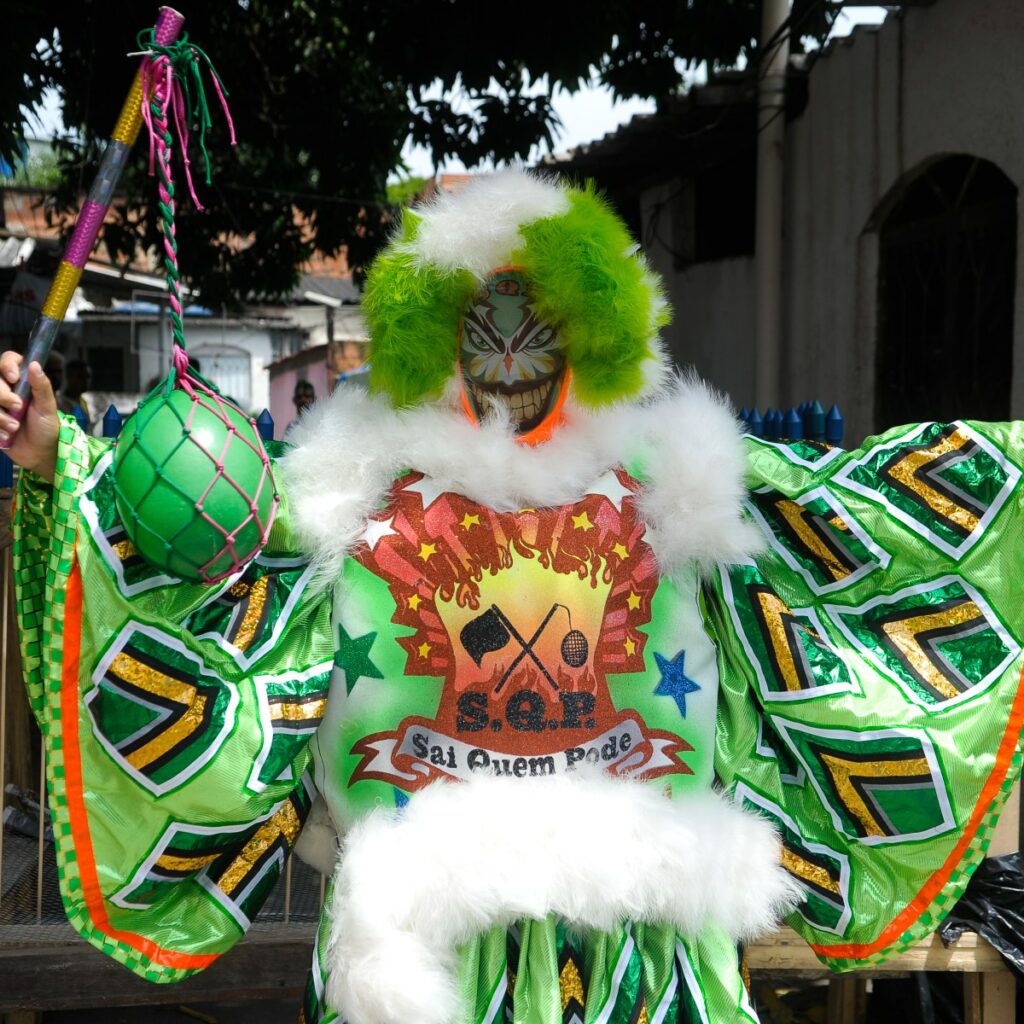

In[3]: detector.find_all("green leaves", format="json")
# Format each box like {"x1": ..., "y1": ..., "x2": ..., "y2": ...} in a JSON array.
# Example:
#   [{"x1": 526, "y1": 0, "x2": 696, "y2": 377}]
[{"x1": 1, "y1": 0, "x2": 839, "y2": 305}]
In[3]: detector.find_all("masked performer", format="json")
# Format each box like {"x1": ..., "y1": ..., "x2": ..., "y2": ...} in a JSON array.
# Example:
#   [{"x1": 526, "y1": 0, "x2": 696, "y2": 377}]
[{"x1": 3, "y1": 170, "x2": 1023, "y2": 1024}]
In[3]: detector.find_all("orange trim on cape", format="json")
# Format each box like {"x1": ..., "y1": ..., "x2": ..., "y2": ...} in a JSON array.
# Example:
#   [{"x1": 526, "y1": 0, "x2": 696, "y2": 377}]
[
  {"x1": 810, "y1": 662, "x2": 1024, "y2": 962},
  {"x1": 61, "y1": 557, "x2": 220, "y2": 972}
]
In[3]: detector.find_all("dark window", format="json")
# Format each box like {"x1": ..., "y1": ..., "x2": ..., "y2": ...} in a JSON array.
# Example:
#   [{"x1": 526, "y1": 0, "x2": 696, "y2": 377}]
[
  {"x1": 876, "y1": 155, "x2": 1016, "y2": 428},
  {"x1": 694, "y1": 158, "x2": 756, "y2": 264},
  {"x1": 88, "y1": 346, "x2": 126, "y2": 392}
]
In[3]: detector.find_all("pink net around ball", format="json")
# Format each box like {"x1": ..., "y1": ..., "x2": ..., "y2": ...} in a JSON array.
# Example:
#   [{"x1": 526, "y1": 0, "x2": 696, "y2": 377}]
[{"x1": 111, "y1": 33, "x2": 277, "y2": 585}]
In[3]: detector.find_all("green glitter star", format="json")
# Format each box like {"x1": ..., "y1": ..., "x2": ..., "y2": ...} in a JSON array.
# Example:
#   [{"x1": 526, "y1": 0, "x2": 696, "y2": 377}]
[{"x1": 335, "y1": 623, "x2": 384, "y2": 693}]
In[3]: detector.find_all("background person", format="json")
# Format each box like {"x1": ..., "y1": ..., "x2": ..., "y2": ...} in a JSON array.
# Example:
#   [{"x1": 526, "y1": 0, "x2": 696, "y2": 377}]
[{"x1": 284, "y1": 379, "x2": 316, "y2": 438}]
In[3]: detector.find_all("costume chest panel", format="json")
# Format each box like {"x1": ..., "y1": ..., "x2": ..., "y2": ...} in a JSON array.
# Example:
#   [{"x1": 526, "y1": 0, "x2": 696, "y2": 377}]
[{"x1": 313, "y1": 469, "x2": 721, "y2": 825}]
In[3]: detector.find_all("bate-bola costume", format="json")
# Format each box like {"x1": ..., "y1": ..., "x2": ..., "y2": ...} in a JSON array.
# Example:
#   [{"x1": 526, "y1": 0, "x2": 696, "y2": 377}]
[{"x1": 13, "y1": 172, "x2": 1024, "y2": 1024}]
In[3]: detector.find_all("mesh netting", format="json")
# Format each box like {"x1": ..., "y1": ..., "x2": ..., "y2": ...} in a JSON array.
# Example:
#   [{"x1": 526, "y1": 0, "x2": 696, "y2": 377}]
[
  {"x1": 107, "y1": 37, "x2": 276, "y2": 585},
  {"x1": 112, "y1": 348, "x2": 278, "y2": 584}
]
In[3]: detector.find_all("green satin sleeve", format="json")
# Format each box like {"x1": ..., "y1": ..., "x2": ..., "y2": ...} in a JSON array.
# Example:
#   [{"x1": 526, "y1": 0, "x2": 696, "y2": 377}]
[
  {"x1": 12, "y1": 417, "x2": 334, "y2": 982},
  {"x1": 708, "y1": 419, "x2": 1024, "y2": 969}
]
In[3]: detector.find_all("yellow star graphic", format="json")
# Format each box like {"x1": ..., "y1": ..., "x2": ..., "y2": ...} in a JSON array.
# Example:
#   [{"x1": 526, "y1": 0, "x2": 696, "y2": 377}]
[
  {"x1": 460, "y1": 513, "x2": 481, "y2": 531},
  {"x1": 418, "y1": 641, "x2": 431, "y2": 658},
  {"x1": 572, "y1": 511, "x2": 594, "y2": 532},
  {"x1": 418, "y1": 542, "x2": 437, "y2": 561},
  {"x1": 408, "y1": 594, "x2": 422, "y2": 611},
  {"x1": 627, "y1": 591, "x2": 641, "y2": 611},
  {"x1": 613, "y1": 542, "x2": 629, "y2": 560},
  {"x1": 624, "y1": 637, "x2": 637, "y2": 657}
]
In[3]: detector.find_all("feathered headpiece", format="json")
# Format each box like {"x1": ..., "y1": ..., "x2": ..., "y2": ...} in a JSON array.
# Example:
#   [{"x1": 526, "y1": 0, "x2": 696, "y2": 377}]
[{"x1": 363, "y1": 169, "x2": 672, "y2": 410}]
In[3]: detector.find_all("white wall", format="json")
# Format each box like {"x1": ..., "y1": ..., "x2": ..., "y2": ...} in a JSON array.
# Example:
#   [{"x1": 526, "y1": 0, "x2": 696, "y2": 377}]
[
  {"x1": 136, "y1": 323, "x2": 275, "y2": 414},
  {"x1": 252, "y1": 303, "x2": 367, "y2": 349}
]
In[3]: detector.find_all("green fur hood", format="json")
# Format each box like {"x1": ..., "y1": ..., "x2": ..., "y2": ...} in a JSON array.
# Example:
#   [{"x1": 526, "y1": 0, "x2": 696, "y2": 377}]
[{"x1": 362, "y1": 169, "x2": 672, "y2": 410}]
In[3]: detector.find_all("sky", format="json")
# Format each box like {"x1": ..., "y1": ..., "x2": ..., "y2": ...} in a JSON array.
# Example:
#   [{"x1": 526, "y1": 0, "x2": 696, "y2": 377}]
[{"x1": 26, "y1": 5, "x2": 889, "y2": 174}]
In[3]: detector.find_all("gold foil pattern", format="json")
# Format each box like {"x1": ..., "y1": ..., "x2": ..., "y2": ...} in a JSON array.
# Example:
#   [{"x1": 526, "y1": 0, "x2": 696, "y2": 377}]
[
  {"x1": 777, "y1": 499, "x2": 851, "y2": 582},
  {"x1": 559, "y1": 955, "x2": 584, "y2": 1012},
  {"x1": 109, "y1": 651, "x2": 208, "y2": 770},
  {"x1": 270, "y1": 698, "x2": 328, "y2": 723},
  {"x1": 884, "y1": 430, "x2": 980, "y2": 534},
  {"x1": 881, "y1": 601, "x2": 984, "y2": 700},
  {"x1": 41, "y1": 262, "x2": 84, "y2": 320},
  {"x1": 781, "y1": 847, "x2": 841, "y2": 895},
  {"x1": 755, "y1": 590, "x2": 806, "y2": 692},
  {"x1": 217, "y1": 798, "x2": 302, "y2": 896},
  {"x1": 232, "y1": 576, "x2": 269, "y2": 651},
  {"x1": 819, "y1": 752, "x2": 930, "y2": 837},
  {"x1": 112, "y1": 72, "x2": 146, "y2": 145}
]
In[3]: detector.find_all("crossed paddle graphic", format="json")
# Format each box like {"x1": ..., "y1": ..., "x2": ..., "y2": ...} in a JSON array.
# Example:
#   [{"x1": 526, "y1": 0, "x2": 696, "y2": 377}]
[{"x1": 460, "y1": 603, "x2": 589, "y2": 695}]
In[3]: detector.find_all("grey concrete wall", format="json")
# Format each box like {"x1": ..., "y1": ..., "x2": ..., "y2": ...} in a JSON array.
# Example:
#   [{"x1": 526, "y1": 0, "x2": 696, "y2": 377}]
[
  {"x1": 641, "y1": 183, "x2": 758, "y2": 406},
  {"x1": 643, "y1": 0, "x2": 1024, "y2": 442},
  {"x1": 783, "y1": 0, "x2": 1024, "y2": 439}
]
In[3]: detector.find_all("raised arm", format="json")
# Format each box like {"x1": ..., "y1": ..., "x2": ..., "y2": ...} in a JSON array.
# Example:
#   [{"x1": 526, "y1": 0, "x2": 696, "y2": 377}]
[{"x1": 0, "y1": 352, "x2": 59, "y2": 482}]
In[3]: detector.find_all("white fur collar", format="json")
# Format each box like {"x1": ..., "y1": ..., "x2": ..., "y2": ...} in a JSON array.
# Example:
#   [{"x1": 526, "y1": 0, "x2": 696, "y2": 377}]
[
  {"x1": 324, "y1": 772, "x2": 800, "y2": 1024},
  {"x1": 278, "y1": 374, "x2": 763, "y2": 587}
]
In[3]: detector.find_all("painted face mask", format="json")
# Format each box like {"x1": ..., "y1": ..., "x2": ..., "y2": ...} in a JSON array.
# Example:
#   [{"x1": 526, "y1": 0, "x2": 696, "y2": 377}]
[{"x1": 459, "y1": 268, "x2": 566, "y2": 434}]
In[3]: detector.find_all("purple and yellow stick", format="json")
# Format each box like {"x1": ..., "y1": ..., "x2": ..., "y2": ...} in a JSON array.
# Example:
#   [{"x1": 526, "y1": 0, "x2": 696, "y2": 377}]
[{"x1": 3, "y1": 6, "x2": 185, "y2": 444}]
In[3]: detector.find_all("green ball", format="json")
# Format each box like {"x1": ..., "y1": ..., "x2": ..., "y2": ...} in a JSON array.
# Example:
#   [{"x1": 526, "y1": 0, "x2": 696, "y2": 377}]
[{"x1": 112, "y1": 388, "x2": 277, "y2": 582}]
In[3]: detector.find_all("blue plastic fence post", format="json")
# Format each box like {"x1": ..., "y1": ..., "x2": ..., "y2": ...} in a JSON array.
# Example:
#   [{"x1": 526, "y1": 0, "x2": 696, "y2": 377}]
[
  {"x1": 826, "y1": 404, "x2": 844, "y2": 446},
  {"x1": 102, "y1": 404, "x2": 123, "y2": 439},
  {"x1": 738, "y1": 407, "x2": 749, "y2": 429},
  {"x1": 748, "y1": 408, "x2": 764, "y2": 438},
  {"x1": 784, "y1": 408, "x2": 803, "y2": 441},
  {"x1": 806, "y1": 401, "x2": 825, "y2": 442},
  {"x1": 774, "y1": 410, "x2": 786, "y2": 439},
  {"x1": 256, "y1": 409, "x2": 275, "y2": 442},
  {"x1": 0, "y1": 451, "x2": 13, "y2": 488},
  {"x1": 72, "y1": 405, "x2": 89, "y2": 432}
]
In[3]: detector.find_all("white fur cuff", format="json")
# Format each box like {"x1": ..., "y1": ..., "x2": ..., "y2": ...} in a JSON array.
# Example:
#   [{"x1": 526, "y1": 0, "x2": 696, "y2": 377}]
[{"x1": 324, "y1": 773, "x2": 800, "y2": 1024}]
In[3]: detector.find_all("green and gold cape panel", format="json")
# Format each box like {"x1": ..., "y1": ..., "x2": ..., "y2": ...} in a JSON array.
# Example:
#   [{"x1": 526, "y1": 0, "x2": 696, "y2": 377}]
[
  {"x1": 12, "y1": 418, "x2": 334, "y2": 982},
  {"x1": 709, "y1": 420, "x2": 1024, "y2": 971}
]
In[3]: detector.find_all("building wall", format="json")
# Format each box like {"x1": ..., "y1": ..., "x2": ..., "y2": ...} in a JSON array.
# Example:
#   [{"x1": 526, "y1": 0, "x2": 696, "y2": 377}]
[
  {"x1": 641, "y1": 182, "x2": 758, "y2": 405},
  {"x1": 269, "y1": 351, "x2": 332, "y2": 438},
  {"x1": 136, "y1": 323, "x2": 278, "y2": 414},
  {"x1": 781, "y1": 0, "x2": 1024, "y2": 439},
  {"x1": 642, "y1": 0, "x2": 1024, "y2": 442}
]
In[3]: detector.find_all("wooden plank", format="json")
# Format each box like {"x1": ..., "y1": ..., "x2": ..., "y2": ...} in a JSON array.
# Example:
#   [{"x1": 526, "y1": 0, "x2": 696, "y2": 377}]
[
  {"x1": 0, "y1": 924, "x2": 316, "y2": 1011},
  {"x1": 979, "y1": 972, "x2": 1015, "y2": 1024},
  {"x1": 989, "y1": 780, "x2": 1020, "y2": 857},
  {"x1": 746, "y1": 927, "x2": 1009, "y2": 974},
  {"x1": 965, "y1": 975, "x2": 983, "y2": 1024},
  {"x1": 827, "y1": 975, "x2": 866, "y2": 1024}
]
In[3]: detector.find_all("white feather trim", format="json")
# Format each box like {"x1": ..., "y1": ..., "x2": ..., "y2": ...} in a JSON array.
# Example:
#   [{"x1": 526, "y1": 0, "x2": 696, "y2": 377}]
[
  {"x1": 400, "y1": 168, "x2": 570, "y2": 279},
  {"x1": 324, "y1": 772, "x2": 801, "y2": 1024},
  {"x1": 294, "y1": 792, "x2": 339, "y2": 877},
  {"x1": 278, "y1": 373, "x2": 763, "y2": 589}
]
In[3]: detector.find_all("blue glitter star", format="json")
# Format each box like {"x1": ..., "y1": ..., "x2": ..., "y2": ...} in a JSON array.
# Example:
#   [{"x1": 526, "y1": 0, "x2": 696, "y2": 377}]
[{"x1": 653, "y1": 649, "x2": 701, "y2": 717}]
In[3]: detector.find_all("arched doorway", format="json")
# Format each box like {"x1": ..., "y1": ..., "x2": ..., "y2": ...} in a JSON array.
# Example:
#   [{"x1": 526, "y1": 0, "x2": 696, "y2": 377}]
[{"x1": 875, "y1": 155, "x2": 1017, "y2": 428}]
